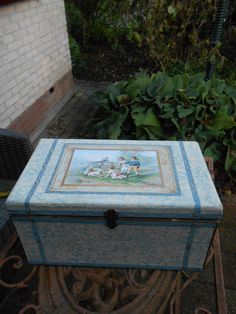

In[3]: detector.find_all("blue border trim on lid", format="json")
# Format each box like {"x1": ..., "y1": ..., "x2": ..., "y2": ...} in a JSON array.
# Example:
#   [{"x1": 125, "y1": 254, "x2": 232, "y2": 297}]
[
  {"x1": 169, "y1": 142, "x2": 181, "y2": 195},
  {"x1": 24, "y1": 139, "x2": 58, "y2": 213},
  {"x1": 179, "y1": 141, "x2": 201, "y2": 218},
  {"x1": 46, "y1": 143, "x2": 67, "y2": 194}
]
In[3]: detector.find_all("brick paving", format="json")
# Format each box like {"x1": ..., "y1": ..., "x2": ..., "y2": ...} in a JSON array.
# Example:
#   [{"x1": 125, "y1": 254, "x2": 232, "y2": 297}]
[{"x1": 39, "y1": 80, "x2": 109, "y2": 142}]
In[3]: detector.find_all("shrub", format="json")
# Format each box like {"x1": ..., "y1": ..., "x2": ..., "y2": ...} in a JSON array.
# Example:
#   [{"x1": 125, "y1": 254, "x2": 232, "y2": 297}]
[
  {"x1": 68, "y1": 35, "x2": 84, "y2": 75},
  {"x1": 145, "y1": 0, "x2": 216, "y2": 69},
  {"x1": 91, "y1": 72, "x2": 236, "y2": 181},
  {"x1": 91, "y1": 0, "x2": 146, "y2": 49},
  {"x1": 65, "y1": 0, "x2": 83, "y2": 39},
  {"x1": 65, "y1": 0, "x2": 218, "y2": 65}
]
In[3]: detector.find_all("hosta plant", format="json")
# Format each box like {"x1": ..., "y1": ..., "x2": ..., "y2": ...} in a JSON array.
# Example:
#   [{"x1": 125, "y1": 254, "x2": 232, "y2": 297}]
[{"x1": 91, "y1": 72, "x2": 236, "y2": 181}]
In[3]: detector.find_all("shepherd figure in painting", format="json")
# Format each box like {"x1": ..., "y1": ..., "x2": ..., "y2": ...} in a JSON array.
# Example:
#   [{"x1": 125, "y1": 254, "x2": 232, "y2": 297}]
[
  {"x1": 127, "y1": 156, "x2": 140, "y2": 176},
  {"x1": 118, "y1": 157, "x2": 129, "y2": 174}
]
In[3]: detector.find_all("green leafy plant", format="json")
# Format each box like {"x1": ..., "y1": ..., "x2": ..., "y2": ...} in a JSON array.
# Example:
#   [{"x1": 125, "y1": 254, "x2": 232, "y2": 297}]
[
  {"x1": 91, "y1": 72, "x2": 236, "y2": 181},
  {"x1": 65, "y1": 0, "x2": 236, "y2": 79},
  {"x1": 65, "y1": 0, "x2": 83, "y2": 39},
  {"x1": 68, "y1": 35, "x2": 85, "y2": 75},
  {"x1": 93, "y1": 0, "x2": 145, "y2": 48},
  {"x1": 145, "y1": 0, "x2": 217, "y2": 69}
]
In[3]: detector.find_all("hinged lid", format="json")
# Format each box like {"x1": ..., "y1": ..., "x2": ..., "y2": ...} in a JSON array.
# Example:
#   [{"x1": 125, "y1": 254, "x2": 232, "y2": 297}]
[{"x1": 6, "y1": 139, "x2": 223, "y2": 220}]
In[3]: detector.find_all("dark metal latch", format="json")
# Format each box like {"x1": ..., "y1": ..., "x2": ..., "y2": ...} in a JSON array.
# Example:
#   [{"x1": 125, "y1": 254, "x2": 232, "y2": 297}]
[{"x1": 104, "y1": 209, "x2": 119, "y2": 229}]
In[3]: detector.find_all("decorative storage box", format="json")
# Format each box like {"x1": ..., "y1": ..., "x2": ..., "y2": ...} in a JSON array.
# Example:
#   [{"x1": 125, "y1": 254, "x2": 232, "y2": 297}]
[{"x1": 6, "y1": 139, "x2": 223, "y2": 271}]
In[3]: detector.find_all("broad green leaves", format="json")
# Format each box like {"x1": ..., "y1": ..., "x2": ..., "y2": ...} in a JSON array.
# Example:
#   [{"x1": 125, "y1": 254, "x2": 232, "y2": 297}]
[
  {"x1": 126, "y1": 76, "x2": 152, "y2": 99},
  {"x1": 211, "y1": 111, "x2": 236, "y2": 131},
  {"x1": 92, "y1": 72, "x2": 236, "y2": 181}
]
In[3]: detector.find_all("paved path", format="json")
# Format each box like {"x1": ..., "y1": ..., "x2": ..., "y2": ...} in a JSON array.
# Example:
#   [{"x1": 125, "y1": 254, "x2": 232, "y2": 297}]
[{"x1": 40, "y1": 80, "x2": 109, "y2": 141}]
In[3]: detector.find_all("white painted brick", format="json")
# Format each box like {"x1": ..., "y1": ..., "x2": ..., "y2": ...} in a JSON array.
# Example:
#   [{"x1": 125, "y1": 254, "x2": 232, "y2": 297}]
[
  {"x1": 29, "y1": 63, "x2": 40, "y2": 75},
  {"x1": 16, "y1": 95, "x2": 28, "y2": 108},
  {"x1": 11, "y1": 80, "x2": 25, "y2": 96},
  {"x1": 18, "y1": 44, "x2": 31, "y2": 56},
  {"x1": 7, "y1": 66, "x2": 23, "y2": 80},
  {"x1": 32, "y1": 14, "x2": 43, "y2": 24},
  {"x1": 19, "y1": 18, "x2": 32, "y2": 29},
  {"x1": 20, "y1": 86, "x2": 31, "y2": 98},
  {"x1": 0, "y1": 63, "x2": 12, "y2": 76},
  {"x1": 23, "y1": 34, "x2": 35, "y2": 45},
  {"x1": 24, "y1": 8, "x2": 36, "y2": 18},
  {"x1": 16, "y1": 70, "x2": 29, "y2": 83},
  {"x1": 2, "y1": 79, "x2": 17, "y2": 93},
  {"x1": 5, "y1": 93, "x2": 19, "y2": 108},
  {"x1": 11, "y1": 54, "x2": 26, "y2": 68},
  {"x1": 3, "y1": 22, "x2": 19, "y2": 34},
  {"x1": 30, "y1": 39, "x2": 41, "y2": 50},
  {"x1": 0, "y1": 118, "x2": 10, "y2": 128},
  {"x1": 15, "y1": 1, "x2": 29, "y2": 12},
  {"x1": 0, "y1": 16, "x2": 10, "y2": 27},
  {"x1": 8, "y1": 40, "x2": 22, "y2": 51},
  {"x1": 42, "y1": 34, "x2": 50, "y2": 43},
  {"x1": 2, "y1": 104, "x2": 17, "y2": 119},
  {"x1": 3, "y1": 51, "x2": 18, "y2": 64},
  {"x1": 0, "y1": 44, "x2": 9, "y2": 57},
  {"x1": 28, "y1": 24, "x2": 39, "y2": 34},
  {"x1": 0, "y1": 90, "x2": 12, "y2": 108},
  {"x1": 9, "y1": 12, "x2": 24, "y2": 22},
  {"x1": 25, "y1": 72, "x2": 37, "y2": 84},
  {"x1": 30, "y1": 1, "x2": 40, "y2": 9},
  {"x1": 2, "y1": 34, "x2": 14, "y2": 44},
  {"x1": 30, "y1": 85, "x2": 40, "y2": 96},
  {"x1": 23, "y1": 63, "x2": 36, "y2": 76},
  {"x1": 0, "y1": 75, "x2": 6, "y2": 86},
  {"x1": 14, "y1": 28, "x2": 28, "y2": 40},
  {"x1": 0, "y1": 104, "x2": 7, "y2": 115},
  {"x1": 41, "y1": 5, "x2": 50, "y2": 14},
  {"x1": 0, "y1": 0, "x2": 72, "y2": 128},
  {"x1": 25, "y1": 49, "x2": 37, "y2": 60},
  {"x1": 34, "y1": 53, "x2": 44, "y2": 63}
]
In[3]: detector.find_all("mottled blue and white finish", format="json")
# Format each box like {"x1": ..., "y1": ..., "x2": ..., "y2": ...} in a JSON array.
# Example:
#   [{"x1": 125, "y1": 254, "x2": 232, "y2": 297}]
[{"x1": 6, "y1": 139, "x2": 223, "y2": 270}]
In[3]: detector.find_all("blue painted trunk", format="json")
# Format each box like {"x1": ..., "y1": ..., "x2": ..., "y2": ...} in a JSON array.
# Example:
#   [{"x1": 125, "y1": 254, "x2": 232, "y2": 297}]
[{"x1": 6, "y1": 139, "x2": 223, "y2": 270}]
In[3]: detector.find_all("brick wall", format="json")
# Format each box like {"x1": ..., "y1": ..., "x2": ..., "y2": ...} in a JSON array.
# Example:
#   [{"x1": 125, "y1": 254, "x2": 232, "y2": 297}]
[{"x1": 0, "y1": 0, "x2": 73, "y2": 135}]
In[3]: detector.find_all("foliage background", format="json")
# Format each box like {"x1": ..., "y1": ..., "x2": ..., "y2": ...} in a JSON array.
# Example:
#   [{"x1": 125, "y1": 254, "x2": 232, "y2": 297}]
[
  {"x1": 65, "y1": 0, "x2": 236, "y2": 77},
  {"x1": 64, "y1": 0, "x2": 236, "y2": 183},
  {"x1": 91, "y1": 72, "x2": 236, "y2": 182}
]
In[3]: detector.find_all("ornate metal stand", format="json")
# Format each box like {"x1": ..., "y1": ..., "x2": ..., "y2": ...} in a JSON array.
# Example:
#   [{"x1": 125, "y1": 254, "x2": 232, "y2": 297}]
[{"x1": 0, "y1": 230, "x2": 226, "y2": 314}]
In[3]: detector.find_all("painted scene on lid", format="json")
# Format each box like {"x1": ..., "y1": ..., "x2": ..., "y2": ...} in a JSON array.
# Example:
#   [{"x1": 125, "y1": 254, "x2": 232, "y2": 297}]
[{"x1": 63, "y1": 149, "x2": 162, "y2": 187}]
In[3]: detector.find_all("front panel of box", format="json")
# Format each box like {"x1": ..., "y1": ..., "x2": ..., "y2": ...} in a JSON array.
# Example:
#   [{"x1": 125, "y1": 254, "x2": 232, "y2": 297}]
[{"x1": 14, "y1": 217, "x2": 216, "y2": 270}]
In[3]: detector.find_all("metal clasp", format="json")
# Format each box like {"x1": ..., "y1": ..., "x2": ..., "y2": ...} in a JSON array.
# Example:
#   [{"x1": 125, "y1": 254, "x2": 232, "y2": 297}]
[{"x1": 104, "y1": 209, "x2": 119, "y2": 229}]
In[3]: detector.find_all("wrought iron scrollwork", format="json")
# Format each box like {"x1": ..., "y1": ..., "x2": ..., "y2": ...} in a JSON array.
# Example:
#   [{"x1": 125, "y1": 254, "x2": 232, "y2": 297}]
[{"x1": 0, "y1": 248, "x2": 215, "y2": 314}]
